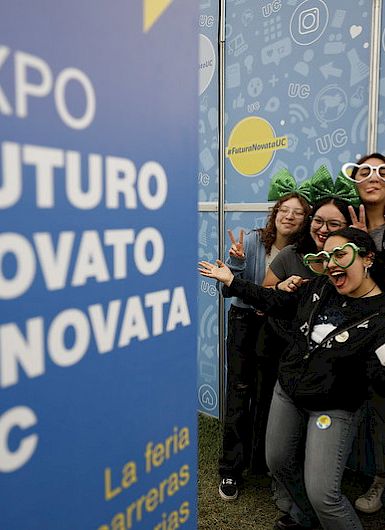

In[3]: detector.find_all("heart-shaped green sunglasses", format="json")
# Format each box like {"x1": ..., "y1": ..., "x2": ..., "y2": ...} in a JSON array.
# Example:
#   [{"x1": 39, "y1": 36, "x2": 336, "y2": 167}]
[{"x1": 303, "y1": 242, "x2": 365, "y2": 275}]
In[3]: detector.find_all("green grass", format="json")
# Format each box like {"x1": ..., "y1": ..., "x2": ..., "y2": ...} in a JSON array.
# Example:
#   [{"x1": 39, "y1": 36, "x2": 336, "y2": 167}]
[{"x1": 198, "y1": 413, "x2": 385, "y2": 530}]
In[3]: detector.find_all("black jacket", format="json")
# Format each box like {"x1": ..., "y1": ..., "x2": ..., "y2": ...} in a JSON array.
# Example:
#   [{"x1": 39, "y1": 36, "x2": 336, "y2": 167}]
[{"x1": 228, "y1": 276, "x2": 385, "y2": 411}]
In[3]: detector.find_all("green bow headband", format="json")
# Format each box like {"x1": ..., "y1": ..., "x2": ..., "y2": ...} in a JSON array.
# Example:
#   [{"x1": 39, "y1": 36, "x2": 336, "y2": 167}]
[
  {"x1": 309, "y1": 165, "x2": 361, "y2": 207},
  {"x1": 268, "y1": 168, "x2": 312, "y2": 203}
]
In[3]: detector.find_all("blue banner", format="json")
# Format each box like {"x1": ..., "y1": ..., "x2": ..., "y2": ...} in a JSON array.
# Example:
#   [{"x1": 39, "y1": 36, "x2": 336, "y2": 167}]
[{"x1": 0, "y1": 2, "x2": 198, "y2": 529}]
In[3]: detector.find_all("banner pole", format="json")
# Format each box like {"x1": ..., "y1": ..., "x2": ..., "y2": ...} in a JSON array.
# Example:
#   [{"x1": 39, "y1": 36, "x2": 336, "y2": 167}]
[
  {"x1": 368, "y1": 0, "x2": 382, "y2": 152},
  {"x1": 218, "y1": 0, "x2": 226, "y2": 422}
]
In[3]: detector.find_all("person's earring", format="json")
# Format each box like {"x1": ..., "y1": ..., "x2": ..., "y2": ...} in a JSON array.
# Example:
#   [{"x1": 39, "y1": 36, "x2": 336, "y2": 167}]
[{"x1": 364, "y1": 263, "x2": 372, "y2": 278}]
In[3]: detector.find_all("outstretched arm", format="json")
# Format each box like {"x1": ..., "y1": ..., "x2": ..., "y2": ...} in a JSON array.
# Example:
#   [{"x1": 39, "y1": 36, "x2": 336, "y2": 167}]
[
  {"x1": 263, "y1": 266, "x2": 309, "y2": 293},
  {"x1": 198, "y1": 260, "x2": 300, "y2": 318}
]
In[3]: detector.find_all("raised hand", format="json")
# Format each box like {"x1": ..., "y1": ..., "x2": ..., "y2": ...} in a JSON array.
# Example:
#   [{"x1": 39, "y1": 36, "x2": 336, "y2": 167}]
[
  {"x1": 228, "y1": 228, "x2": 245, "y2": 259},
  {"x1": 349, "y1": 204, "x2": 367, "y2": 232},
  {"x1": 198, "y1": 259, "x2": 234, "y2": 286}
]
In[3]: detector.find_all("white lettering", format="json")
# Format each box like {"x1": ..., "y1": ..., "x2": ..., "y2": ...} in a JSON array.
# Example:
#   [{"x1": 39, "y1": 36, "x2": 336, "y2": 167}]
[
  {"x1": 104, "y1": 229, "x2": 135, "y2": 279},
  {"x1": 15, "y1": 51, "x2": 53, "y2": 118},
  {"x1": 54, "y1": 68, "x2": 96, "y2": 129},
  {"x1": 0, "y1": 407, "x2": 38, "y2": 472},
  {"x1": 0, "y1": 287, "x2": 191, "y2": 388},
  {"x1": 0, "y1": 318, "x2": 44, "y2": 387},
  {"x1": 134, "y1": 227, "x2": 164, "y2": 275},
  {"x1": 65, "y1": 151, "x2": 103, "y2": 209},
  {"x1": 33, "y1": 232, "x2": 75, "y2": 290},
  {"x1": 71, "y1": 231, "x2": 110, "y2": 286},
  {"x1": 48, "y1": 309, "x2": 90, "y2": 367},
  {"x1": 166, "y1": 287, "x2": 191, "y2": 331},
  {"x1": 0, "y1": 46, "x2": 12, "y2": 115},
  {"x1": 106, "y1": 156, "x2": 137, "y2": 208},
  {"x1": 138, "y1": 162, "x2": 168, "y2": 210},
  {"x1": 118, "y1": 296, "x2": 150, "y2": 347},
  {"x1": 23, "y1": 144, "x2": 64, "y2": 208},
  {"x1": 88, "y1": 300, "x2": 121, "y2": 354},
  {"x1": 145, "y1": 290, "x2": 170, "y2": 336},
  {"x1": 0, "y1": 141, "x2": 169, "y2": 210},
  {"x1": 0, "y1": 233, "x2": 36, "y2": 299},
  {"x1": 0, "y1": 142, "x2": 22, "y2": 208}
]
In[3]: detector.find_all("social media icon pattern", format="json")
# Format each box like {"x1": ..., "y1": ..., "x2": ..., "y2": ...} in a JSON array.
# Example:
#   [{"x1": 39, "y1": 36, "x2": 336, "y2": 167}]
[{"x1": 221, "y1": 0, "x2": 374, "y2": 204}]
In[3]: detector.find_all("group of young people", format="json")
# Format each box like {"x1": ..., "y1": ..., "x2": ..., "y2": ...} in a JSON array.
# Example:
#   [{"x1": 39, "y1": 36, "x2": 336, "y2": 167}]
[{"x1": 199, "y1": 153, "x2": 385, "y2": 530}]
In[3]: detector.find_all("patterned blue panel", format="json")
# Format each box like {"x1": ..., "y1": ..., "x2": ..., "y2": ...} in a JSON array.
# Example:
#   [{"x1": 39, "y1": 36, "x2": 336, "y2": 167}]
[
  {"x1": 199, "y1": 0, "x2": 219, "y2": 202},
  {"x1": 197, "y1": 212, "x2": 219, "y2": 416},
  {"x1": 225, "y1": 211, "x2": 268, "y2": 237},
  {"x1": 225, "y1": 0, "x2": 372, "y2": 203},
  {"x1": 198, "y1": 0, "x2": 219, "y2": 416}
]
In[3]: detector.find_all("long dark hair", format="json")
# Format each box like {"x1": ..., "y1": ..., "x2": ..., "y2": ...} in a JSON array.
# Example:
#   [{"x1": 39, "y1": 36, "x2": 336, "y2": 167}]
[
  {"x1": 326, "y1": 227, "x2": 385, "y2": 290},
  {"x1": 296, "y1": 197, "x2": 354, "y2": 255},
  {"x1": 260, "y1": 192, "x2": 311, "y2": 254}
]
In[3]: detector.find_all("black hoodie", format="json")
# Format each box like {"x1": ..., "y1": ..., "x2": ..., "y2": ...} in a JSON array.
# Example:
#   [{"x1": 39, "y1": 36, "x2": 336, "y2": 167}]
[{"x1": 228, "y1": 275, "x2": 385, "y2": 411}]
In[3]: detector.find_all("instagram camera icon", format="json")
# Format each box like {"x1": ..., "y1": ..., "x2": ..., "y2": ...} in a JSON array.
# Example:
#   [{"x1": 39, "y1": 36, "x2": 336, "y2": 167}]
[{"x1": 298, "y1": 7, "x2": 320, "y2": 35}]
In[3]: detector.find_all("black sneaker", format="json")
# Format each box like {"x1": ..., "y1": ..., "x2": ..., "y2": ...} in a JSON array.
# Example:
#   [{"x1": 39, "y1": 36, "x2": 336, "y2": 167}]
[
  {"x1": 219, "y1": 477, "x2": 238, "y2": 500},
  {"x1": 274, "y1": 514, "x2": 318, "y2": 529}
]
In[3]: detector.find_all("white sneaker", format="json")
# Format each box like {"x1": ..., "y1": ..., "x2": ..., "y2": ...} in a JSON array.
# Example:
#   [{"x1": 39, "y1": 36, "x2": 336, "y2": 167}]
[{"x1": 355, "y1": 475, "x2": 385, "y2": 514}]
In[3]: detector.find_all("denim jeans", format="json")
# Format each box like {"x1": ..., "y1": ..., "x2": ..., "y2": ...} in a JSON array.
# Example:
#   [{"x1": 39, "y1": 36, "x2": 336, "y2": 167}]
[{"x1": 266, "y1": 382, "x2": 363, "y2": 530}]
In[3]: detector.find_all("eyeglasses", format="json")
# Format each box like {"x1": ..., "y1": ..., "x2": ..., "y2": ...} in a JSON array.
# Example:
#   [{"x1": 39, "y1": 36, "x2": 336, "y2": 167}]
[
  {"x1": 277, "y1": 207, "x2": 305, "y2": 218},
  {"x1": 342, "y1": 162, "x2": 385, "y2": 184},
  {"x1": 303, "y1": 242, "x2": 365, "y2": 275},
  {"x1": 310, "y1": 216, "x2": 347, "y2": 231}
]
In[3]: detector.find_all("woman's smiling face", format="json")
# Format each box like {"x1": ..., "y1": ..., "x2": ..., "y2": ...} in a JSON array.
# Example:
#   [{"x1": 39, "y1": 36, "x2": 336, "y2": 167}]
[
  {"x1": 323, "y1": 235, "x2": 372, "y2": 297},
  {"x1": 310, "y1": 203, "x2": 348, "y2": 250},
  {"x1": 355, "y1": 157, "x2": 385, "y2": 206},
  {"x1": 274, "y1": 196, "x2": 306, "y2": 238}
]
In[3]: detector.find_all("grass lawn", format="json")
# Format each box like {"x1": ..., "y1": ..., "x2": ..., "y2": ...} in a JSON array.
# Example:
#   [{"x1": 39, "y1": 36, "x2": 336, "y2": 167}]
[{"x1": 198, "y1": 413, "x2": 385, "y2": 530}]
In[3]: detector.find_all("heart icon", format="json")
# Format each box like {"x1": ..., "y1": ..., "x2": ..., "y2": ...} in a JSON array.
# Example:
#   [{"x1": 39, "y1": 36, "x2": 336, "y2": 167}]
[{"x1": 350, "y1": 25, "x2": 363, "y2": 39}]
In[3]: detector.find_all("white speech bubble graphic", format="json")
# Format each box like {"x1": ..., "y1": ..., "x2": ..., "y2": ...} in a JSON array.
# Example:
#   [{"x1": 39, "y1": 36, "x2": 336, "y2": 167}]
[{"x1": 199, "y1": 34, "x2": 216, "y2": 96}]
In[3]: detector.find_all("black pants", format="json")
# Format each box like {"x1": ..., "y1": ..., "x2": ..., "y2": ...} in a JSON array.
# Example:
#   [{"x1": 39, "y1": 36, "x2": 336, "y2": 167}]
[
  {"x1": 250, "y1": 320, "x2": 285, "y2": 475},
  {"x1": 219, "y1": 305, "x2": 268, "y2": 480}
]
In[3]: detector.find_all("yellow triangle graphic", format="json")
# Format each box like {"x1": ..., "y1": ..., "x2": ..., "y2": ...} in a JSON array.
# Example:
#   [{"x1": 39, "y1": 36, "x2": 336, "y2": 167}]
[{"x1": 143, "y1": 0, "x2": 173, "y2": 32}]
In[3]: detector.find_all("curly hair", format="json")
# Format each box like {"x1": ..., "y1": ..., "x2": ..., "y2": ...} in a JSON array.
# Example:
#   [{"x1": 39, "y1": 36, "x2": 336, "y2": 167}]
[{"x1": 260, "y1": 192, "x2": 311, "y2": 255}]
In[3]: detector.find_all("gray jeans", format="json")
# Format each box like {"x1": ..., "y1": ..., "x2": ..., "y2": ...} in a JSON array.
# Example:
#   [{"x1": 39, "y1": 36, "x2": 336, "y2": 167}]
[{"x1": 266, "y1": 382, "x2": 363, "y2": 530}]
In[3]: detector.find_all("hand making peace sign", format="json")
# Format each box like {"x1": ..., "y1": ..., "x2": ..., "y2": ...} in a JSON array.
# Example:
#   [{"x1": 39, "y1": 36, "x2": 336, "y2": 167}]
[
  {"x1": 348, "y1": 204, "x2": 367, "y2": 232},
  {"x1": 228, "y1": 228, "x2": 245, "y2": 259}
]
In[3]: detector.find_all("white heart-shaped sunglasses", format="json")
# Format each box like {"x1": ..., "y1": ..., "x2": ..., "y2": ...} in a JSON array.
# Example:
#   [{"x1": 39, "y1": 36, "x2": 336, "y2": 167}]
[{"x1": 341, "y1": 162, "x2": 385, "y2": 184}]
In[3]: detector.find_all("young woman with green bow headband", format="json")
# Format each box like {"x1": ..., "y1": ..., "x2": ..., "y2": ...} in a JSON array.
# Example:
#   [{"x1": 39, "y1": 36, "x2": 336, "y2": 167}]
[{"x1": 198, "y1": 227, "x2": 385, "y2": 530}]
